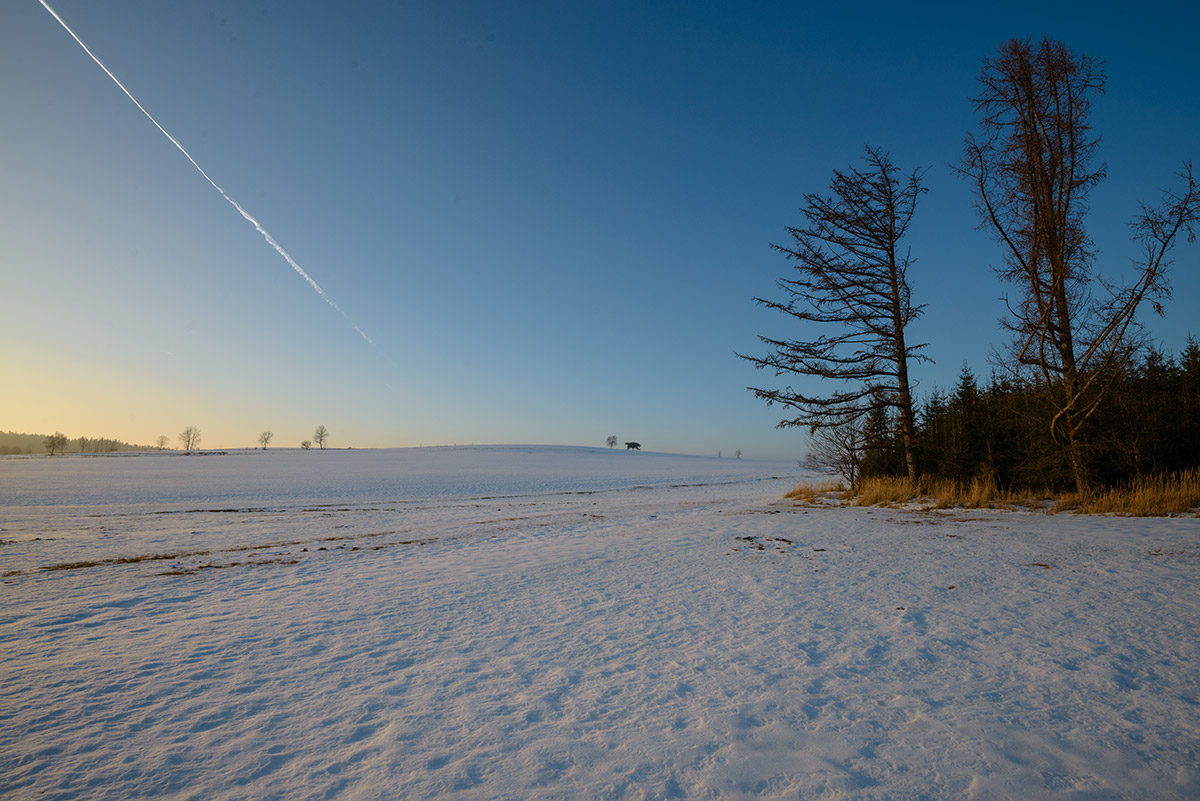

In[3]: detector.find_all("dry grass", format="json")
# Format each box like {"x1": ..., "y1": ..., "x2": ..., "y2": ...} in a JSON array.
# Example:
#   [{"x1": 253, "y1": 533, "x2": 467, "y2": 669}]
[
  {"x1": 928, "y1": 474, "x2": 1026, "y2": 509},
  {"x1": 1062, "y1": 469, "x2": 1200, "y2": 516},
  {"x1": 840, "y1": 469, "x2": 1200, "y2": 516},
  {"x1": 784, "y1": 479, "x2": 846, "y2": 503},
  {"x1": 852, "y1": 476, "x2": 921, "y2": 507},
  {"x1": 851, "y1": 473, "x2": 1023, "y2": 509}
]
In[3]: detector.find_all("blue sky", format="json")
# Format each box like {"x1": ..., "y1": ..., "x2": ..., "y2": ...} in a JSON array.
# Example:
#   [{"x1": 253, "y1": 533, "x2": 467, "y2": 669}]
[{"x1": 2, "y1": 0, "x2": 1197, "y2": 457}]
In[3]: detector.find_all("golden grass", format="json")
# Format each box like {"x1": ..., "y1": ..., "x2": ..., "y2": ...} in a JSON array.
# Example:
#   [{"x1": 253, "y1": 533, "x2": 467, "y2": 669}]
[
  {"x1": 836, "y1": 469, "x2": 1200, "y2": 516},
  {"x1": 852, "y1": 476, "x2": 920, "y2": 507},
  {"x1": 850, "y1": 473, "x2": 1022, "y2": 509},
  {"x1": 929, "y1": 474, "x2": 1025, "y2": 510},
  {"x1": 1062, "y1": 469, "x2": 1200, "y2": 516},
  {"x1": 784, "y1": 479, "x2": 846, "y2": 503}
]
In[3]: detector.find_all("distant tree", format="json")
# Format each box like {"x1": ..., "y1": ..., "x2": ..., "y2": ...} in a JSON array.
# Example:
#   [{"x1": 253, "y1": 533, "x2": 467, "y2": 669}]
[
  {"x1": 44, "y1": 431, "x2": 68, "y2": 456},
  {"x1": 156, "y1": 435, "x2": 169, "y2": 450},
  {"x1": 300, "y1": 440, "x2": 312, "y2": 450},
  {"x1": 739, "y1": 145, "x2": 930, "y2": 481},
  {"x1": 625, "y1": 441, "x2": 641, "y2": 450},
  {"x1": 606, "y1": 435, "x2": 618, "y2": 449},
  {"x1": 313, "y1": 426, "x2": 329, "y2": 450},
  {"x1": 735, "y1": 449, "x2": 742, "y2": 459},
  {"x1": 258, "y1": 430, "x2": 274, "y2": 450},
  {"x1": 179, "y1": 425, "x2": 201, "y2": 451},
  {"x1": 959, "y1": 36, "x2": 1199, "y2": 490},
  {"x1": 77, "y1": 436, "x2": 91, "y2": 453}
]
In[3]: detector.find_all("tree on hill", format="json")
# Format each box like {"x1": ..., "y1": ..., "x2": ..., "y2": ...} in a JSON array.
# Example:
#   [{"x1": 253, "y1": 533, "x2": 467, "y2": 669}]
[
  {"x1": 44, "y1": 431, "x2": 68, "y2": 456},
  {"x1": 313, "y1": 426, "x2": 329, "y2": 450},
  {"x1": 179, "y1": 426, "x2": 201, "y2": 451},
  {"x1": 258, "y1": 431, "x2": 274, "y2": 450}
]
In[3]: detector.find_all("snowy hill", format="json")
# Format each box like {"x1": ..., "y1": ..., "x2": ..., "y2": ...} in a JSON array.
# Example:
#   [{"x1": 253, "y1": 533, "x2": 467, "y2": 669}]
[{"x1": 2, "y1": 446, "x2": 1197, "y2": 799}]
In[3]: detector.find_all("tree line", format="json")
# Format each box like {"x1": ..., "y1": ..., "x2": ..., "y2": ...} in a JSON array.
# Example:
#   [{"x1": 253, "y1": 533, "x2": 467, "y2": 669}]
[
  {"x1": 2, "y1": 425, "x2": 335, "y2": 456},
  {"x1": 850, "y1": 343, "x2": 1200, "y2": 490},
  {"x1": 741, "y1": 37, "x2": 1199, "y2": 492},
  {"x1": 0, "y1": 431, "x2": 144, "y2": 456},
  {"x1": 176, "y1": 425, "x2": 331, "y2": 452}
]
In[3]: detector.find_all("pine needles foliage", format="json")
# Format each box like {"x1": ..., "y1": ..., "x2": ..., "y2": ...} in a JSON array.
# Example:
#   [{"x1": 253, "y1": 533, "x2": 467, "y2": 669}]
[{"x1": 837, "y1": 340, "x2": 1200, "y2": 515}]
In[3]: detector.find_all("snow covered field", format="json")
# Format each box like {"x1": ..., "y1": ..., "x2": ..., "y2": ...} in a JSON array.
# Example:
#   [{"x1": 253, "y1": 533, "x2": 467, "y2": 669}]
[{"x1": 2, "y1": 446, "x2": 1198, "y2": 800}]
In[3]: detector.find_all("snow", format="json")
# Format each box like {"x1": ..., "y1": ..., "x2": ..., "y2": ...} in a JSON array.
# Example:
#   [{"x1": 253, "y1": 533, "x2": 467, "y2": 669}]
[{"x1": 2, "y1": 446, "x2": 1198, "y2": 800}]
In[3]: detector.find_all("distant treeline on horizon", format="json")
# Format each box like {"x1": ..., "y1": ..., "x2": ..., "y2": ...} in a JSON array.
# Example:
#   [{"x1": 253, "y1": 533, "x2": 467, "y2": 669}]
[{"x1": 0, "y1": 431, "x2": 146, "y2": 455}]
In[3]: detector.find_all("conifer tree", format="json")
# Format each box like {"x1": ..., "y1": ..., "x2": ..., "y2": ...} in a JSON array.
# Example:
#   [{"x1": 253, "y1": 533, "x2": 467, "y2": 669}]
[{"x1": 741, "y1": 145, "x2": 929, "y2": 480}]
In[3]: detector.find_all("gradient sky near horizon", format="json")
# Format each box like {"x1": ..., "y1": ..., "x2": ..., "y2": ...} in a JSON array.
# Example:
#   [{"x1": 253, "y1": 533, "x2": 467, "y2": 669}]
[{"x1": 3, "y1": 0, "x2": 1198, "y2": 458}]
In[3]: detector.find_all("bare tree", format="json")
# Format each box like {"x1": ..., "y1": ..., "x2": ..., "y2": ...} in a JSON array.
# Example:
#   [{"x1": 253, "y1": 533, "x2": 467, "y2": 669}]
[
  {"x1": 739, "y1": 145, "x2": 929, "y2": 480},
  {"x1": 301, "y1": 440, "x2": 312, "y2": 450},
  {"x1": 258, "y1": 430, "x2": 274, "y2": 450},
  {"x1": 156, "y1": 435, "x2": 169, "y2": 450},
  {"x1": 44, "y1": 431, "x2": 68, "y2": 456},
  {"x1": 605, "y1": 435, "x2": 618, "y2": 449},
  {"x1": 960, "y1": 37, "x2": 1199, "y2": 490},
  {"x1": 179, "y1": 425, "x2": 201, "y2": 451},
  {"x1": 313, "y1": 426, "x2": 328, "y2": 450},
  {"x1": 804, "y1": 419, "x2": 865, "y2": 487}
]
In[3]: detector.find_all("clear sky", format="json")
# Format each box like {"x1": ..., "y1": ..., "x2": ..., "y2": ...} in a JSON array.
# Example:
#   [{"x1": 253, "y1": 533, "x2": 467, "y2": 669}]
[{"x1": 3, "y1": 0, "x2": 1197, "y2": 458}]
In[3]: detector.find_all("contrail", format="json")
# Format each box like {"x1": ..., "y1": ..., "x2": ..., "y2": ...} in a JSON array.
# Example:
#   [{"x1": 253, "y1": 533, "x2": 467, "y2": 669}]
[{"x1": 38, "y1": 0, "x2": 374, "y2": 346}]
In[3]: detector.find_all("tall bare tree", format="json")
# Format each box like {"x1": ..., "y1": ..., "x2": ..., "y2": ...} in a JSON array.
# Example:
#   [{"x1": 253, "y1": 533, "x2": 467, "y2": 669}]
[
  {"x1": 179, "y1": 425, "x2": 201, "y2": 451},
  {"x1": 313, "y1": 425, "x2": 328, "y2": 450},
  {"x1": 258, "y1": 430, "x2": 274, "y2": 450},
  {"x1": 960, "y1": 37, "x2": 1199, "y2": 490},
  {"x1": 739, "y1": 145, "x2": 929, "y2": 480}
]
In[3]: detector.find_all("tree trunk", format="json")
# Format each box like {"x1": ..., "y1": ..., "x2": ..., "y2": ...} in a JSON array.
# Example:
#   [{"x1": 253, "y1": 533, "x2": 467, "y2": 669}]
[
  {"x1": 897, "y1": 363, "x2": 918, "y2": 482},
  {"x1": 1066, "y1": 432, "x2": 1091, "y2": 493}
]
